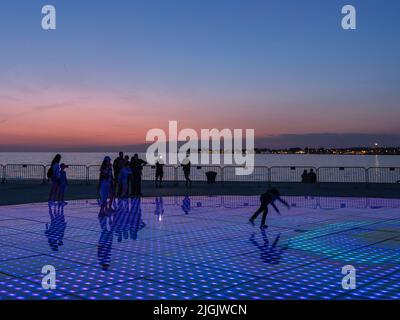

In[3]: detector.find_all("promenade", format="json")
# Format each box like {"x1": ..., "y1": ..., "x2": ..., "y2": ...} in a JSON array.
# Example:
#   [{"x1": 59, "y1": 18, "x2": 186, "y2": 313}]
[{"x1": 1, "y1": 181, "x2": 399, "y2": 206}]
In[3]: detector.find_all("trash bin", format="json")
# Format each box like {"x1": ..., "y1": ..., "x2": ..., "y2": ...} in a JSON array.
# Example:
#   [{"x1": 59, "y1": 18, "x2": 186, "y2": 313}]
[{"x1": 205, "y1": 171, "x2": 217, "y2": 184}]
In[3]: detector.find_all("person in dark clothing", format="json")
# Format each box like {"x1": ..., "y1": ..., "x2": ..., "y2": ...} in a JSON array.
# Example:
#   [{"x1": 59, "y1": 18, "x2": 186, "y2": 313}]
[
  {"x1": 48, "y1": 154, "x2": 62, "y2": 202},
  {"x1": 181, "y1": 157, "x2": 192, "y2": 187},
  {"x1": 249, "y1": 188, "x2": 290, "y2": 229},
  {"x1": 58, "y1": 163, "x2": 68, "y2": 204},
  {"x1": 113, "y1": 152, "x2": 125, "y2": 196},
  {"x1": 301, "y1": 169, "x2": 309, "y2": 183},
  {"x1": 155, "y1": 160, "x2": 164, "y2": 188},
  {"x1": 130, "y1": 154, "x2": 147, "y2": 196},
  {"x1": 308, "y1": 169, "x2": 317, "y2": 183}
]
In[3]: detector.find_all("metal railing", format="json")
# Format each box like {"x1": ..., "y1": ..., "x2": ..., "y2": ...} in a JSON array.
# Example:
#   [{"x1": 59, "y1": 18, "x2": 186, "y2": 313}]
[
  {"x1": 270, "y1": 166, "x2": 317, "y2": 183},
  {"x1": 1, "y1": 164, "x2": 400, "y2": 185},
  {"x1": 317, "y1": 167, "x2": 367, "y2": 183},
  {"x1": 44, "y1": 165, "x2": 88, "y2": 185},
  {"x1": 367, "y1": 167, "x2": 400, "y2": 184},
  {"x1": 223, "y1": 166, "x2": 268, "y2": 183},
  {"x1": 143, "y1": 165, "x2": 176, "y2": 182},
  {"x1": 176, "y1": 165, "x2": 223, "y2": 182},
  {"x1": 4, "y1": 164, "x2": 46, "y2": 184},
  {"x1": 0, "y1": 164, "x2": 4, "y2": 184}
]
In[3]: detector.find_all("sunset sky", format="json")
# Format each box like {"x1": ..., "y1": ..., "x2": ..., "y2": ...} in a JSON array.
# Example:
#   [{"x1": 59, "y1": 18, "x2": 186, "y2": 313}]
[{"x1": 0, "y1": 0, "x2": 399, "y2": 150}]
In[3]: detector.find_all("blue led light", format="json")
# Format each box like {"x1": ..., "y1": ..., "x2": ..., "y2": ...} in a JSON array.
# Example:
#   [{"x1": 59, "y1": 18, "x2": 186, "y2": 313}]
[{"x1": 0, "y1": 196, "x2": 399, "y2": 300}]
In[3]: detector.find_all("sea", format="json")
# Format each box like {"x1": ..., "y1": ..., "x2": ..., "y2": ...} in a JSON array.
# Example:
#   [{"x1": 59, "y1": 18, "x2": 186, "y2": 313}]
[{"x1": 0, "y1": 152, "x2": 399, "y2": 168}]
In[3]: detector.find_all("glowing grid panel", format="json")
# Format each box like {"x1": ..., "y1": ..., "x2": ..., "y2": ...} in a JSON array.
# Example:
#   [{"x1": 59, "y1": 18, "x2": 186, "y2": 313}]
[
  {"x1": 0, "y1": 277, "x2": 69, "y2": 300},
  {"x1": 144, "y1": 265, "x2": 257, "y2": 294},
  {"x1": 0, "y1": 196, "x2": 399, "y2": 300},
  {"x1": 0, "y1": 245, "x2": 40, "y2": 262},
  {"x1": 0, "y1": 254, "x2": 81, "y2": 277},
  {"x1": 75, "y1": 279, "x2": 204, "y2": 300},
  {"x1": 201, "y1": 279, "x2": 343, "y2": 300},
  {"x1": 24, "y1": 266, "x2": 139, "y2": 294}
]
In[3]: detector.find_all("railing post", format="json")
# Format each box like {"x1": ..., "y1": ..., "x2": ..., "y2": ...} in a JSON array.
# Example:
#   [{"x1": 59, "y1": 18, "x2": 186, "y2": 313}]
[
  {"x1": 42, "y1": 165, "x2": 46, "y2": 184},
  {"x1": 174, "y1": 166, "x2": 178, "y2": 186}
]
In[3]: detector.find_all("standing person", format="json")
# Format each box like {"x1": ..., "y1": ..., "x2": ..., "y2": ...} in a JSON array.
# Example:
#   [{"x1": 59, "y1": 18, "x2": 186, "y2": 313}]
[
  {"x1": 123, "y1": 155, "x2": 131, "y2": 194},
  {"x1": 48, "y1": 154, "x2": 62, "y2": 203},
  {"x1": 99, "y1": 156, "x2": 114, "y2": 216},
  {"x1": 113, "y1": 152, "x2": 125, "y2": 197},
  {"x1": 181, "y1": 156, "x2": 192, "y2": 187},
  {"x1": 249, "y1": 188, "x2": 290, "y2": 229},
  {"x1": 155, "y1": 158, "x2": 164, "y2": 188},
  {"x1": 130, "y1": 154, "x2": 147, "y2": 196},
  {"x1": 301, "y1": 170, "x2": 309, "y2": 183},
  {"x1": 118, "y1": 162, "x2": 132, "y2": 198},
  {"x1": 58, "y1": 163, "x2": 68, "y2": 204},
  {"x1": 308, "y1": 169, "x2": 317, "y2": 184}
]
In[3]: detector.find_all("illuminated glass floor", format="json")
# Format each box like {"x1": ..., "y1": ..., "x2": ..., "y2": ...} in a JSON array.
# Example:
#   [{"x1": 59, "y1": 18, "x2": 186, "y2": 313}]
[{"x1": 0, "y1": 196, "x2": 399, "y2": 300}]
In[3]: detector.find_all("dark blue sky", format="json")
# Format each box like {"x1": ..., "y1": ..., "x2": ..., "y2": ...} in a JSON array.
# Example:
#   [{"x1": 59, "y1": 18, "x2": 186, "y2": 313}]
[{"x1": 0, "y1": 0, "x2": 399, "y2": 149}]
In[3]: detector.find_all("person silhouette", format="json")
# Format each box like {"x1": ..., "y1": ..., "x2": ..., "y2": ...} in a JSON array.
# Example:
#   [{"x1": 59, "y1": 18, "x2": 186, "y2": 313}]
[
  {"x1": 98, "y1": 156, "x2": 114, "y2": 217},
  {"x1": 118, "y1": 162, "x2": 132, "y2": 198},
  {"x1": 249, "y1": 188, "x2": 290, "y2": 229},
  {"x1": 113, "y1": 152, "x2": 125, "y2": 196},
  {"x1": 181, "y1": 156, "x2": 192, "y2": 187},
  {"x1": 130, "y1": 154, "x2": 147, "y2": 196},
  {"x1": 155, "y1": 159, "x2": 164, "y2": 188},
  {"x1": 301, "y1": 169, "x2": 309, "y2": 183},
  {"x1": 308, "y1": 169, "x2": 317, "y2": 183},
  {"x1": 48, "y1": 154, "x2": 62, "y2": 203}
]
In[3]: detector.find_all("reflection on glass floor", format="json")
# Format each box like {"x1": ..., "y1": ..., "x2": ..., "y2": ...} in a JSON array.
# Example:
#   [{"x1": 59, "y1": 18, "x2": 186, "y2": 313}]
[{"x1": 0, "y1": 196, "x2": 399, "y2": 300}]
